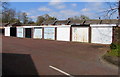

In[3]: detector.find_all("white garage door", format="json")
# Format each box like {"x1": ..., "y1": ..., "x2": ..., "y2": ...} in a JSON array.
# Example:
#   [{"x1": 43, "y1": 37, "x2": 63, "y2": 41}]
[
  {"x1": 5, "y1": 27, "x2": 10, "y2": 36},
  {"x1": 57, "y1": 27, "x2": 70, "y2": 41},
  {"x1": 17, "y1": 27, "x2": 24, "y2": 38},
  {"x1": 44, "y1": 27, "x2": 55, "y2": 40},
  {"x1": 91, "y1": 26, "x2": 113, "y2": 44},
  {"x1": 33, "y1": 27, "x2": 42, "y2": 39},
  {"x1": 72, "y1": 27, "x2": 89, "y2": 42}
]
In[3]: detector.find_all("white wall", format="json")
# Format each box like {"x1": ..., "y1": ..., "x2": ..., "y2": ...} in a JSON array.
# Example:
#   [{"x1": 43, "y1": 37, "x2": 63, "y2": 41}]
[
  {"x1": 17, "y1": 27, "x2": 24, "y2": 38},
  {"x1": 5, "y1": 27, "x2": 10, "y2": 36},
  {"x1": 33, "y1": 28, "x2": 42, "y2": 39},
  {"x1": 91, "y1": 26, "x2": 113, "y2": 44},
  {"x1": 57, "y1": 27, "x2": 70, "y2": 41},
  {"x1": 72, "y1": 27, "x2": 89, "y2": 42}
]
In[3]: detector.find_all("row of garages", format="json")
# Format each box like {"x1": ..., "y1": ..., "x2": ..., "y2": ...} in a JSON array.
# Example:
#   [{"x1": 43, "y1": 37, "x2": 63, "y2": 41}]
[{"x1": 3, "y1": 24, "x2": 116, "y2": 44}]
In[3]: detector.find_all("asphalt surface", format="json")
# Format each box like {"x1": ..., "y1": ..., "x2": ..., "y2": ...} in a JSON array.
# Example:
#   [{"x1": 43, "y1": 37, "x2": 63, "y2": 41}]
[{"x1": 2, "y1": 36, "x2": 119, "y2": 76}]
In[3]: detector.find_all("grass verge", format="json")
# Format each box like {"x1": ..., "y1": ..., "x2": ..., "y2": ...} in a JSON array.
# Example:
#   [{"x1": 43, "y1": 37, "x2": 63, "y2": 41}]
[{"x1": 102, "y1": 43, "x2": 120, "y2": 66}]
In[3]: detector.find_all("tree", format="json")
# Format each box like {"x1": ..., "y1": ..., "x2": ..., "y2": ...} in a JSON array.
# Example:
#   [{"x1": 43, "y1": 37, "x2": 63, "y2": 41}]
[
  {"x1": 28, "y1": 18, "x2": 35, "y2": 24},
  {"x1": 80, "y1": 15, "x2": 90, "y2": 20},
  {"x1": 1, "y1": 2, "x2": 9, "y2": 23},
  {"x1": 1, "y1": 2, "x2": 21, "y2": 23},
  {"x1": 103, "y1": 1, "x2": 120, "y2": 19},
  {"x1": 36, "y1": 14, "x2": 57, "y2": 25},
  {"x1": 69, "y1": 15, "x2": 89, "y2": 21},
  {"x1": 36, "y1": 16, "x2": 45, "y2": 25},
  {"x1": 2, "y1": 8, "x2": 16, "y2": 23},
  {"x1": 20, "y1": 12, "x2": 28, "y2": 24},
  {"x1": 16, "y1": 11, "x2": 22, "y2": 22},
  {"x1": 1, "y1": 2, "x2": 9, "y2": 13},
  {"x1": 118, "y1": 1, "x2": 120, "y2": 19},
  {"x1": 43, "y1": 14, "x2": 57, "y2": 21}
]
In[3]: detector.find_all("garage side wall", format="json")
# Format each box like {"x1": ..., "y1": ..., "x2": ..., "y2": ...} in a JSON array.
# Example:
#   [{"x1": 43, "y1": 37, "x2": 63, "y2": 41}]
[
  {"x1": 113, "y1": 27, "x2": 120, "y2": 44},
  {"x1": 5, "y1": 27, "x2": 10, "y2": 36}
]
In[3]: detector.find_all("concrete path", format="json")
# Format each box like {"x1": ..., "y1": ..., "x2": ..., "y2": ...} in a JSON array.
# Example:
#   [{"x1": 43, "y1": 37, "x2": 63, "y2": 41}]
[{"x1": 2, "y1": 36, "x2": 118, "y2": 76}]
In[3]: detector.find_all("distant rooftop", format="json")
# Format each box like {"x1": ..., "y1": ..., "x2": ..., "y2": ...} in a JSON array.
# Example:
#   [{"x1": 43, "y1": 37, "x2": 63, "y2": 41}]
[
  {"x1": 1, "y1": 19, "x2": 119, "y2": 27},
  {"x1": 41, "y1": 20, "x2": 56, "y2": 25},
  {"x1": 42, "y1": 19, "x2": 119, "y2": 25}
]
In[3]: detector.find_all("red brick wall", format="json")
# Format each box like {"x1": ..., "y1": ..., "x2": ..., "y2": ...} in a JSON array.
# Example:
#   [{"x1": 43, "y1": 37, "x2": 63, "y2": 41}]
[{"x1": 113, "y1": 27, "x2": 120, "y2": 44}]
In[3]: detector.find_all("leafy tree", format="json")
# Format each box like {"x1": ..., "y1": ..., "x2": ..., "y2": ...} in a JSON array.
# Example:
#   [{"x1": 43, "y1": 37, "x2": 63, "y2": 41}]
[
  {"x1": 36, "y1": 14, "x2": 57, "y2": 25},
  {"x1": 43, "y1": 14, "x2": 57, "y2": 21},
  {"x1": 28, "y1": 18, "x2": 35, "y2": 24}
]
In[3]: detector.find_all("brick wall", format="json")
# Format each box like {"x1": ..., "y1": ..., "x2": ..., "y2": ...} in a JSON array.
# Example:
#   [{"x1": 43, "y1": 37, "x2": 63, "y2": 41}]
[{"x1": 113, "y1": 27, "x2": 120, "y2": 44}]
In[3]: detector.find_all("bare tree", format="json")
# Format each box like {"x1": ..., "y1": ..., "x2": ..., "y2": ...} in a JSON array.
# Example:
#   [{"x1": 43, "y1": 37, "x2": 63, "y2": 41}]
[
  {"x1": 69, "y1": 15, "x2": 90, "y2": 21},
  {"x1": 36, "y1": 16, "x2": 45, "y2": 25},
  {"x1": 20, "y1": 12, "x2": 28, "y2": 24},
  {"x1": 103, "y1": 1, "x2": 120, "y2": 19},
  {"x1": 118, "y1": 0, "x2": 120, "y2": 19},
  {"x1": 2, "y1": 8, "x2": 16, "y2": 23}
]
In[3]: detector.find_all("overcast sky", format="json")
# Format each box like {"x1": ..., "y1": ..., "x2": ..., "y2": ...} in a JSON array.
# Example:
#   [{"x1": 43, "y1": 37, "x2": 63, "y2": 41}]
[{"x1": 8, "y1": 2, "x2": 118, "y2": 21}]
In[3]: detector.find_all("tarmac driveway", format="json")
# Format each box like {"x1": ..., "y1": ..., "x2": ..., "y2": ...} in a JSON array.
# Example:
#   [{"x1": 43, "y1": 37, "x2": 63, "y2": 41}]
[{"x1": 2, "y1": 36, "x2": 118, "y2": 76}]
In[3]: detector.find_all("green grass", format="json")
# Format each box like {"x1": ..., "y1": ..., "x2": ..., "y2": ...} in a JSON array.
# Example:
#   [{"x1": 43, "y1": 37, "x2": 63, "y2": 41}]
[{"x1": 107, "y1": 43, "x2": 120, "y2": 57}]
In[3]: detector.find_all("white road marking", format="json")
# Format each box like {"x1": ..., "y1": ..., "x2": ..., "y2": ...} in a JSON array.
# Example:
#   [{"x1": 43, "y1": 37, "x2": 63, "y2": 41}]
[{"x1": 49, "y1": 65, "x2": 74, "y2": 77}]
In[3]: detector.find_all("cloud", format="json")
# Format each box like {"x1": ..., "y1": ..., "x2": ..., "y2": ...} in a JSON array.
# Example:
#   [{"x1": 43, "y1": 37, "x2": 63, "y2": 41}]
[
  {"x1": 60, "y1": 10, "x2": 80, "y2": 16},
  {"x1": 56, "y1": 5, "x2": 66, "y2": 9},
  {"x1": 26, "y1": 13, "x2": 31, "y2": 15},
  {"x1": 29, "y1": 15, "x2": 39, "y2": 21},
  {"x1": 71, "y1": 3, "x2": 77, "y2": 7},
  {"x1": 81, "y1": 8, "x2": 90, "y2": 12},
  {"x1": 5, "y1": 0, "x2": 118, "y2": 2},
  {"x1": 38, "y1": 7, "x2": 52, "y2": 12},
  {"x1": 30, "y1": 16, "x2": 37, "y2": 19},
  {"x1": 49, "y1": 9, "x2": 81, "y2": 19},
  {"x1": 49, "y1": 2, "x2": 66, "y2": 9},
  {"x1": 49, "y1": 0, "x2": 64, "y2": 2},
  {"x1": 79, "y1": 2, "x2": 105, "y2": 19}
]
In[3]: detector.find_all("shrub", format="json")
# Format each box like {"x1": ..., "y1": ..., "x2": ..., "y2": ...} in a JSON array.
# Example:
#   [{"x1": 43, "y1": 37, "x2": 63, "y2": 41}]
[
  {"x1": 108, "y1": 43, "x2": 120, "y2": 57},
  {"x1": 110, "y1": 43, "x2": 117, "y2": 49}
]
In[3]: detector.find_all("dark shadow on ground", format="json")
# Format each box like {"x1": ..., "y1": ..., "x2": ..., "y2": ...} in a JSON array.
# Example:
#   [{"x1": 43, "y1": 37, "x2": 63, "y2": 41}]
[{"x1": 2, "y1": 53, "x2": 39, "y2": 76}]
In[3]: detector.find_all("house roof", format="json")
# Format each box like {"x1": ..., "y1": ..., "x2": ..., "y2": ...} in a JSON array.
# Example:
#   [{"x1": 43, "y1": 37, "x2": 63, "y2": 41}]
[
  {"x1": 55, "y1": 20, "x2": 70, "y2": 25},
  {"x1": 101, "y1": 19, "x2": 119, "y2": 24},
  {"x1": 1, "y1": 19, "x2": 119, "y2": 27},
  {"x1": 84, "y1": 20, "x2": 102, "y2": 24},
  {"x1": 1, "y1": 23, "x2": 10, "y2": 27},
  {"x1": 69, "y1": 20, "x2": 85, "y2": 25},
  {"x1": 70, "y1": 19, "x2": 119, "y2": 25},
  {"x1": 1, "y1": 22, "x2": 22, "y2": 27},
  {"x1": 41, "y1": 20, "x2": 56, "y2": 25}
]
